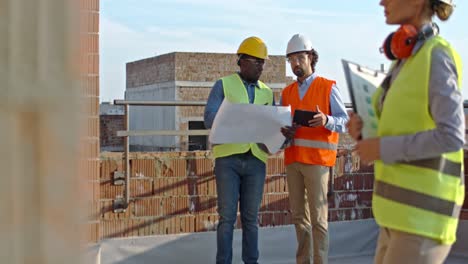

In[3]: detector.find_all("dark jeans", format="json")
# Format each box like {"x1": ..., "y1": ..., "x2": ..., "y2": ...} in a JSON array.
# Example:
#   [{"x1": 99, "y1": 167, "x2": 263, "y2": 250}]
[{"x1": 215, "y1": 151, "x2": 266, "y2": 264}]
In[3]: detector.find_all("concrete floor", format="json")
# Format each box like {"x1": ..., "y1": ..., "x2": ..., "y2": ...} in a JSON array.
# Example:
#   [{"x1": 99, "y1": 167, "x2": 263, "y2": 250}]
[{"x1": 89, "y1": 220, "x2": 468, "y2": 264}]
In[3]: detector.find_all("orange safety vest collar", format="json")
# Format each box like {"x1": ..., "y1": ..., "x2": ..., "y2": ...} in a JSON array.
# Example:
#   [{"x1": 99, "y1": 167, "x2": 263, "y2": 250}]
[{"x1": 282, "y1": 76, "x2": 339, "y2": 166}]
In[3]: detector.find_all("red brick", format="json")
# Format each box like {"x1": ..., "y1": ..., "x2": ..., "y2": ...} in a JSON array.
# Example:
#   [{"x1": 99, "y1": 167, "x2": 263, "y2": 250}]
[
  {"x1": 100, "y1": 115, "x2": 124, "y2": 151},
  {"x1": 81, "y1": 0, "x2": 100, "y2": 243},
  {"x1": 100, "y1": 200, "x2": 131, "y2": 220},
  {"x1": 357, "y1": 163, "x2": 375, "y2": 173},
  {"x1": 259, "y1": 212, "x2": 274, "y2": 226},
  {"x1": 264, "y1": 193, "x2": 289, "y2": 211},
  {"x1": 154, "y1": 178, "x2": 190, "y2": 196},
  {"x1": 131, "y1": 159, "x2": 156, "y2": 177},
  {"x1": 266, "y1": 156, "x2": 285, "y2": 176},
  {"x1": 179, "y1": 215, "x2": 195, "y2": 233},
  {"x1": 80, "y1": 76, "x2": 99, "y2": 96},
  {"x1": 274, "y1": 212, "x2": 292, "y2": 225},
  {"x1": 80, "y1": 137, "x2": 99, "y2": 158},
  {"x1": 133, "y1": 198, "x2": 162, "y2": 217},
  {"x1": 192, "y1": 196, "x2": 217, "y2": 214},
  {"x1": 156, "y1": 159, "x2": 187, "y2": 177},
  {"x1": 100, "y1": 159, "x2": 123, "y2": 180},
  {"x1": 81, "y1": 157, "x2": 100, "y2": 181},
  {"x1": 362, "y1": 173, "x2": 375, "y2": 189},
  {"x1": 196, "y1": 176, "x2": 213, "y2": 196},
  {"x1": 460, "y1": 210, "x2": 468, "y2": 220},
  {"x1": 86, "y1": 221, "x2": 100, "y2": 242},
  {"x1": 357, "y1": 191, "x2": 373, "y2": 207},
  {"x1": 130, "y1": 178, "x2": 154, "y2": 198},
  {"x1": 100, "y1": 180, "x2": 124, "y2": 199},
  {"x1": 87, "y1": 200, "x2": 100, "y2": 221},
  {"x1": 188, "y1": 158, "x2": 214, "y2": 177},
  {"x1": 160, "y1": 197, "x2": 191, "y2": 216}
]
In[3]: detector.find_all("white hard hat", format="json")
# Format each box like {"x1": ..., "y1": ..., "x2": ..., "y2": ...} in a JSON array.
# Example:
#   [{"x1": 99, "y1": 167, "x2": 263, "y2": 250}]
[{"x1": 286, "y1": 34, "x2": 313, "y2": 56}]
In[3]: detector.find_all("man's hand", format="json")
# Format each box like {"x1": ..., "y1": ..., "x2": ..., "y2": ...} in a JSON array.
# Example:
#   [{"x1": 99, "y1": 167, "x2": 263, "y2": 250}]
[
  {"x1": 281, "y1": 124, "x2": 298, "y2": 140},
  {"x1": 257, "y1": 143, "x2": 270, "y2": 154},
  {"x1": 308, "y1": 105, "x2": 327, "y2": 127}
]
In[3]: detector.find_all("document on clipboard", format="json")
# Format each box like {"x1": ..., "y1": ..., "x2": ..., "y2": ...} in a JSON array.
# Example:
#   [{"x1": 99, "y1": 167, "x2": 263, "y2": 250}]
[{"x1": 342, "y1": 59, "x2": 387, "y2": 138}]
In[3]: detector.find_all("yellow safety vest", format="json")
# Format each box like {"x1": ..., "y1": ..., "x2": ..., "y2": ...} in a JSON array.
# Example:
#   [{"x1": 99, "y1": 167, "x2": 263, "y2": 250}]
[
  {"x1": 212, "y1": 73, "x2": 273, "y2": 163},
  {"x1": 372, "y1": 36, "x2": 465, "y2": 245}
]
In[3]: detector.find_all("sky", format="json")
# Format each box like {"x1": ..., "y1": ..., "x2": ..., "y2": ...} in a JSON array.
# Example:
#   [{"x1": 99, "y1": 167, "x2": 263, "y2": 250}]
[{"x1": 100, "y1": 0, "x2": 468, "y2": 103}]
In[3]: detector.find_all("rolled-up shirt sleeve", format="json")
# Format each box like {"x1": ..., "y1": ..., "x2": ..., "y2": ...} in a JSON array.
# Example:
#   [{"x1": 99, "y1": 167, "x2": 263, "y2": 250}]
[
  {"x1": 204, "y1": 80, "x2": 224, "y2": 129},
  {"x1": 380, "y1": 47, "x2": 465, "y2": 164},
  {"x1": 324, "y1": 84, "x2": 349, "y2": 133}
]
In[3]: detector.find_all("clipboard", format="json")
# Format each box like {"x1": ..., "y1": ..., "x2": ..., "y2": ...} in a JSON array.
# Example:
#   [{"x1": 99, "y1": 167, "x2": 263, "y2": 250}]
[
  {"x1": 342, "y1": 59, "x2": 387, "y2": 138},
  {"x1": 293, "y1": 109, "x2": 318, "y2": 126}
]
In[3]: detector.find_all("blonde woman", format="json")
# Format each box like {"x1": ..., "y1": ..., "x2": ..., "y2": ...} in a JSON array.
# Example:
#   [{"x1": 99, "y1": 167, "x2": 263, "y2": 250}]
[{"x1": 347, "y1": 0, "x2": 465, "y2": 263}]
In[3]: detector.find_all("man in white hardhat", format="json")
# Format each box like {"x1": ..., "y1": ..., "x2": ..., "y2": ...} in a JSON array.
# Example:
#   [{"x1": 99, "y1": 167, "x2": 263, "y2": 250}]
[{"x1": 280, "y1": 34, "x2": 349, "y2": 264}]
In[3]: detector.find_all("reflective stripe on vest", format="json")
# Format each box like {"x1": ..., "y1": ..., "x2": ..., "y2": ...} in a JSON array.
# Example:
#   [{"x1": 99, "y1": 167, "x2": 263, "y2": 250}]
[
  {"x1": 400, "y1": 157, "x2": 463, "y2": 183},
  {"x1": 212, "y1": 73, "x2": 273, "y2": 163},
  {"x1": 293, "y1": 139, "x2": 338, "y2": 151},
  {"x1": 375, "y1": 180, "x2": 461, "y2": 218}
]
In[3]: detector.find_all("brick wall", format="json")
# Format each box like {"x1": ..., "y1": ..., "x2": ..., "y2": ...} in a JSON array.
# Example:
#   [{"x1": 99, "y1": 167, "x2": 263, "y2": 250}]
[
  {"x1": 100, "y1": 115, "x2": 124, "y2": 152},
  {"x1": 98, "y1": 145, "x2": 468, "y2": 239},
  {"x1": 80, "y1": 0, "x2": 100, "y2": 242},
  {"x1": 98, "y1": 148, "x2": 374, "y2": 239}
]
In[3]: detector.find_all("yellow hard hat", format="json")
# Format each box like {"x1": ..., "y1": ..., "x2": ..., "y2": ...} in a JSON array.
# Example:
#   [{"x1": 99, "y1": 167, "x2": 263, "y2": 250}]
[{"x1": 237, "y1": 36, "x2": 268, "y2": 59}]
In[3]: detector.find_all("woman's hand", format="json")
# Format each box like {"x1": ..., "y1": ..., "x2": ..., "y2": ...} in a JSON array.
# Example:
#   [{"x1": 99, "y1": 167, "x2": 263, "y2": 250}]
[
  {"x1": 355, "y1": 138, "x2": 380, "y2": 165},
  {"x1": 346, "y1": 112, "x2": 363, "y2": 141}
]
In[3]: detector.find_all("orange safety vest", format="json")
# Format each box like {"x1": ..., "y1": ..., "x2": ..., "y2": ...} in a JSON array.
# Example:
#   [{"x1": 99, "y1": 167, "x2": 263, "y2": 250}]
[{"x1": 282, "y1": 77, "x2": 339, "y2": 167}]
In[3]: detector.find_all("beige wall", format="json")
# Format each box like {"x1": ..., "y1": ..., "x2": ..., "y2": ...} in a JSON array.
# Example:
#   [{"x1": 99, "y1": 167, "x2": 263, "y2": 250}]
[
  {"x1": 173, "y1": 52, "x2": 286, "y2": 84},
  {"x1": 127, "y1": 52, "x2": 286, "y2": 87},
  {"x1": 126, "y1": 53, "x2": 176, "y2": 89}
]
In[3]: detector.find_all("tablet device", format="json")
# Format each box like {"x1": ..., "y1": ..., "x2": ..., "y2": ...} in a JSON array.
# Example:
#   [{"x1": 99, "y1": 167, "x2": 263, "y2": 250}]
[{"x1": 293, "y1": 109, "x2": 318, "y2": 126}]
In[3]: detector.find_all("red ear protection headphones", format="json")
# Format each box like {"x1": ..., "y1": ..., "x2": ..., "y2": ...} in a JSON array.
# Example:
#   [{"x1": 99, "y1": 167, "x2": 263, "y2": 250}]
[{"x1": 381, "y1": 23, "x2": 439, "y2": 60}]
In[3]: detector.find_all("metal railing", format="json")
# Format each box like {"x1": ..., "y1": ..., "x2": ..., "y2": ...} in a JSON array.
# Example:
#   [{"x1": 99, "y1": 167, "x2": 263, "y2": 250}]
[
  {"x1": 111, "y1": 100, "x2": 355, "y2": 212},
  {"x1": 111, "y1": 99, "x2": 468, "y2": 212},
  {"x1": 113, "y1": 100, "x2": 210, "y2": 212}
]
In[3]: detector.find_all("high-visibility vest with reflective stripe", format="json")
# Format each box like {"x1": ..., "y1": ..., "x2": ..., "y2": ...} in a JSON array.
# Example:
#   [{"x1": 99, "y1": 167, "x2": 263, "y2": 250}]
[
  {"x1": 372, "y1": 36, "x2": 464, "y2": 245},
  {"x1": 282, "y1": 77, "x2": 339, "y2": 166},
  {"x1": 212, "y1": 73, "x2": 273, "y2": 163}
]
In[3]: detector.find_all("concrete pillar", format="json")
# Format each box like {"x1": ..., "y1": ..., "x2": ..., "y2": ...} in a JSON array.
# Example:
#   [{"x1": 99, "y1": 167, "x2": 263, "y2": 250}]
[{"x1": 0, "y1": 0, "x2": 88, "y2": 263}]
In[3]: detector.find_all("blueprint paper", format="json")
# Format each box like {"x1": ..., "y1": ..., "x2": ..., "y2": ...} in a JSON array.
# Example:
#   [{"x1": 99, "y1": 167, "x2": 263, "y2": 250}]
[{"x1": 209, "y1": 100, "x2": 291, "y2": 154}]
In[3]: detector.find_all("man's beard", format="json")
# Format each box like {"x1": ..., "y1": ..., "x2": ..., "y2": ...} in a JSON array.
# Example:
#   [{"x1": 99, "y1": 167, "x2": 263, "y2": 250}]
[{"x1": 294, "y1": 67, "x2": 304, "y2": 78}]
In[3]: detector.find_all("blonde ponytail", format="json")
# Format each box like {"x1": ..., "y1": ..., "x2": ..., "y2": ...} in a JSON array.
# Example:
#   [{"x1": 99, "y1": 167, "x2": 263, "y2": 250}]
[{"x1": 432, "y1": 1, "x2": 454, "y2": 21}]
